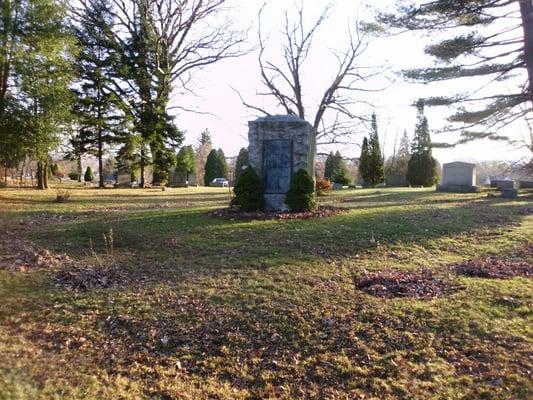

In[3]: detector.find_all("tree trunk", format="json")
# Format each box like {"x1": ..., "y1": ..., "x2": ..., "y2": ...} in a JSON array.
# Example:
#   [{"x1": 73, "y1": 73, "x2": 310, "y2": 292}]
[
  {"x1": 36, "y1": 161, "x2": 44, "y2": 189},
  {"x1": 43, "y1": 160, "x2": 49, "y2": 189},
  {"x1": 520, "y1": 0, "x2": 533, "y2": 104},
  {"x1": 140, "y1": 147, "x2": 146, "y2": 188},
  {"x1": 98, "y1": 130, "x2": 104, "y2": 188},
  {"x1": 77, "y1": 155, "x2": 82, "y2": 182},
  {"x1": 0, "y1": 0, "x2": 12, "y2": 118}
]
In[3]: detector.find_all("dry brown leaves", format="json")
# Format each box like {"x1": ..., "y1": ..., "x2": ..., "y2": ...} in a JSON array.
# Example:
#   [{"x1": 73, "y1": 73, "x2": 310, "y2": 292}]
[
  {"x1": 53, "y1": 265, "x2": 126, "y2": 291},
  {"x1": 354, "y1": 269, "x2": 458, "y2": 299},
  {"x1": 208, "y1": 205, "x2": 345, "y2": 221},
  {"x1": 0, "y1": 231, "x2": 70, "y2": 272},
  {"x1": 453, "y1": 248, "x2": 533, "y2": 279}
]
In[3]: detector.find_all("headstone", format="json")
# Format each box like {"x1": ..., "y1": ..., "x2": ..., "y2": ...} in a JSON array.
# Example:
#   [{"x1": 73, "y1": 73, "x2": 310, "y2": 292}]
[
  {"x1": 501, "y1": 188, "x2": 518, "y2": 199},
  {"x1": 436, "y1": 162, "x2": 480, "y2": 193},
  {"x1": 248, "y1": 115, "x2": 315, "y2": 211},
  {"x1": 497, "y1": 180, "x2": 519, "y2": 190},
  {"x1": 115, "y1": 171, "x2": 132, "y2": 187},
  {"x1": 168, "y1": 169, "x2": 188, "y2": 187}
]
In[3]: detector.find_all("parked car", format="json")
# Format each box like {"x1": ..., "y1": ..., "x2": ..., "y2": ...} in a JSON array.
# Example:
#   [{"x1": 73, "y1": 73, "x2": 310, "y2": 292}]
[{"x1": 210, "y1": 178, "x2": 229, "y2": 187}]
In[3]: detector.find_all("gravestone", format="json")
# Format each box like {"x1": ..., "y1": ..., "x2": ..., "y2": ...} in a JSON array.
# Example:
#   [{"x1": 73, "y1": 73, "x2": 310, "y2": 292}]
[
  {"x1": 115, "y1": 171, "x2": 132, "y2": 187},
  {"x1": 248, "y1": 115, "x2": 315, "y2": 211},
  {"x1": 501, "y1": 188, "x2": 518, "y2": 199},
  {"x1": 437, "y1": 162, "x2": 480, "y2": 193},
  {"x1": 497, "y1": 180, "x2": 519, "y2": 190}
]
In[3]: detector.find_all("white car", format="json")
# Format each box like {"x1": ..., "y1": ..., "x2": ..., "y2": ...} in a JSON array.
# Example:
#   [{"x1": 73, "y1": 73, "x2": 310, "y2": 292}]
[{"x1": 210, "y1": 178, "x2": 229, "y2": 187}]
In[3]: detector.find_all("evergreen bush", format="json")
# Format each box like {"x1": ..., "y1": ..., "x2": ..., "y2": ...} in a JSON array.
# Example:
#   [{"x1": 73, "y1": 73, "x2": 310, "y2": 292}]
[
  {"x1": 84, "y1": 166, "x2": 94, "y2": 182},
  {"x1": 231, "y1": 167, "x2": 264, "y2": 211},
  {"x1": 285, "y1": 169, "x2": 317, "y2": 212}
]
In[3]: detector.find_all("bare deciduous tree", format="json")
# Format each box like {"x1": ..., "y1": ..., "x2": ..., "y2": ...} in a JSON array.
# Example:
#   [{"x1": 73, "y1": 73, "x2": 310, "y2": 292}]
[{"x1": 240, "y1": 3, "x2": 381, "y2": 146}]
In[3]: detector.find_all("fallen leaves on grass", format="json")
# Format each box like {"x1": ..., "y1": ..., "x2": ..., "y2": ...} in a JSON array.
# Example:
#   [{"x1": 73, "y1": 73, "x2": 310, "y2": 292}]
[
  {"x1": 0, "y1": 236, "x2": 70, "y2": 272},
  {"x1": 53, "y1": 264, "x2": 126, "y2": 291},
  {"x1": 353, "y1": 269, "x2": 458, "y2": 299},
  {"x1": 208, "y1": 206, "x2": 345, "y2": 221},
  {"x1": 453, "y1": 255, "x2": 532, "y2": 279}
]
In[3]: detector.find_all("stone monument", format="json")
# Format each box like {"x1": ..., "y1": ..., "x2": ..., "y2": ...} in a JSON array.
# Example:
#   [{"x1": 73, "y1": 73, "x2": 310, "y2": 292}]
[
  {"x1": 248, "y1": 115, "x2": 316, "y2": 211},
  {"x1": 437, "y1": 161, "x2": 480, "y2": 193}
]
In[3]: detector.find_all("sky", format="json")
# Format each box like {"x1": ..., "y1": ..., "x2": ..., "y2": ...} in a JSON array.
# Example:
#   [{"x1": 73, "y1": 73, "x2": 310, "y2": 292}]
[{"x1": 170, "y1": 0, "x2": 531, "y2": 165}]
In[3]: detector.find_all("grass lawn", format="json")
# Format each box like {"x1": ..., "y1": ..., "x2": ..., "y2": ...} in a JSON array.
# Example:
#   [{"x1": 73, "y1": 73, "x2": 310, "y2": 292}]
[{"x1": 0, "y1": 186, "x2": 532, "y2": 399}]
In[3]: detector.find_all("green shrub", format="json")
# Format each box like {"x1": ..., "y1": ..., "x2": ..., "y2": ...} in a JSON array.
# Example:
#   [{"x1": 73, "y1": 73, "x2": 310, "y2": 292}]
[
  {"x1": 84, "y1": 166, "x2": 94, "y2": 182},
  {"x1": 285, "y1": 169, "x2": 317, "y2": 212},
  {"x1": 68, "y1": 172, "x2": 80, "y2": 181},
  {"x1": 333, "y1": 170, "x2": 351, "y2": 186},
  {"x1": 231, "y1": 167, "x2": 264, "y2": 211}
]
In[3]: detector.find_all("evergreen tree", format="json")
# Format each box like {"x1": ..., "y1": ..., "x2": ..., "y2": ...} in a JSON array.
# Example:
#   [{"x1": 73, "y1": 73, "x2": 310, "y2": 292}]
[
  {"x1": 195, "y1": 129, "x2": 212, "y2": 185},
  {"x1": 407, "y1": 100, "x2": 439, "y2": 187},
  {"x1": 16, "y1": 1, "x2": 75, "y2": 189},
  {"x1": 235, "y1": 148, "x2": 250, "y2": 182},
  {"x1": 176, "y1": 145, "x2": 196, "y2": 182},
  {"x1": 359, "y1": 137, "x2": 371, "y2": 186},
  {"x1": 324, "y1": 152, "x2": 335, "y2": 180},
  {"x1": 71, "y1": 0, "x2": 122, "y2": 188},
  {"x1": 64, "y1": 133, "x2": 84, "y2": 182},
  {"x1": 332, "y1": 151, "x2": 351, "y2": 185},
  {"x1": 385, "y1": 130, "x2": 410, "y2": 186},
  {"x1": 379, "y1": 1, "x2": 533, "y2": 151},
  {"x1": 204, "y1": 149, "x2": 221, "y2": 185},
  {"x1": 367, "y1": 113, "x2": 384, "y2": 187},
  {"x1": 115, "y1": 135, "x2": 141, "y2": 182},
  {"x1": 217, "y1": 148, "x2": 229, "y2": 179},
  {"x1": 84, "y1": 166, "x2": 94, "y2": 182},
  {"x1": 0, "y1": 0, "x2": 75, "y2": 189}
]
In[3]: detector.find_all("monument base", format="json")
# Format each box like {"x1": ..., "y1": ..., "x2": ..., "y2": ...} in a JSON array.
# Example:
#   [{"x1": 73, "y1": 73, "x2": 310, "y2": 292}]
[
  {"x1": 436, "y1": 184, "x2": 480, "y2": 193},
  {"x1": 264, "y1": 194, "x2": 289, "y2": 212}
]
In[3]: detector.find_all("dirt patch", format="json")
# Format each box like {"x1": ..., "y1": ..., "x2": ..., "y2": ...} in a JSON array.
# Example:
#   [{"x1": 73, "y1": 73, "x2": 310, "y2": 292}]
[
  {"x1": 208, "y1": 205, "x2": 345, "y2": 221},
  {"x1": 53, "y1": 265, "x2": 126, "y2": 291},
  {"x1": 453, "y1": 254, "x2": 532, "y2": 279},
  {"x1": 354, "y1": 269, "x2": 458, "y2": 299}
]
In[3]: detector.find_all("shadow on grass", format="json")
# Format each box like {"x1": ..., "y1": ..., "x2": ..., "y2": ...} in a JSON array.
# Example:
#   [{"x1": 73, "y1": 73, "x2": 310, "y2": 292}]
[{"x1": 29, "y1": 196, "x2": 532, "y2": 283}]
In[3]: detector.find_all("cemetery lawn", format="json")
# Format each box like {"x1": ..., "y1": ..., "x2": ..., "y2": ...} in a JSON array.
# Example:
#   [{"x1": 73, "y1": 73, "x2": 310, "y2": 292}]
[{"x1": 0, "y1": 186, "x2": 532, "y2": 400}]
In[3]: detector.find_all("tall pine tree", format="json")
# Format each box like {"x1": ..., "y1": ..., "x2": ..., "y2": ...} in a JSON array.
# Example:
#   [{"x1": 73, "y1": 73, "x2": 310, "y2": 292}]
[
  {"x1": 359, "y1": 137, "x2": 371, "y2": 187},
  {"x1": 366, "y1": 113, "x2": 384, "y2": 187},
  {"x1": 13, "y1": 0, "x2": 75, "y2": 189},
  {"x1": 332, "y1": 151, "x2": 351, "y2": 185},
  {"x1": 324, "y1": 152, "x2": 335, "y2": 181},
  {"x1": 217, "y1": 149, "x2": 229, "y2": 180},
  {"x1": 1, "y1": 0, "x2": 75, "y2": 189},
  {"x1": 72, "y1": 0, "x2": 122, "y2": 188},
  {"x1": 407, "y1": 100, "x2": 439, "y2": 187},
  {"x1": 195, "y1": 129, "x2": 212, "y2": 185}
]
